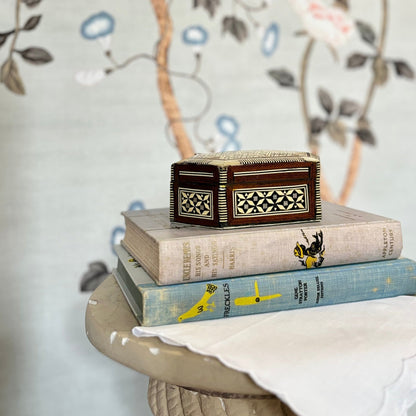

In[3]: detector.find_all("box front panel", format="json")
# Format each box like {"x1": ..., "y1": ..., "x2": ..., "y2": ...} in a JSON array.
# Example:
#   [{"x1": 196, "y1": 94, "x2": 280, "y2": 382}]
[
  {"x1": 232, "y1": 184, "x2": 310, "y2": 218},
  {"x1": 224, "y1": 162, "x2": 319, "y2": 226}
]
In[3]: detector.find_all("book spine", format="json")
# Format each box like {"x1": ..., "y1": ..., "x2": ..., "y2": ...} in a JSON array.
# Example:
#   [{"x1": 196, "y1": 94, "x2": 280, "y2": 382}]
[
  {"x1": 158, "y1": 221, "x2": 402, "y2": 284},
  {"x1": 142, "y1": 258, "x2": 416, "y2": 326}
]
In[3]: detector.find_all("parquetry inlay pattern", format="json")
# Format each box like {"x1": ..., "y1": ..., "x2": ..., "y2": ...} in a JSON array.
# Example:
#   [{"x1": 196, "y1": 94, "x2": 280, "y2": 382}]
[
  {"x1": 179, "y1": 188, "x2": 213, "y2": 219},
  {"x1": 233, "y1": 186, "x2": 308, "y2": 217}
]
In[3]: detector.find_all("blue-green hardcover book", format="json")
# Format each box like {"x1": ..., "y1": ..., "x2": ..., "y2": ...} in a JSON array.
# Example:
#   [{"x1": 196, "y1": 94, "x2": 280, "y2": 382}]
[{"x1": 113, "y1": 245, "x2": 416, "y2": 327}]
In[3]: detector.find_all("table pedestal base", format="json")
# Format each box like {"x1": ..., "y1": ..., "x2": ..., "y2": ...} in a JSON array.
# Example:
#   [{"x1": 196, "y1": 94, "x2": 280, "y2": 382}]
[{"x1": 148, "y1": 378, "x2": 297, "y2": 416}]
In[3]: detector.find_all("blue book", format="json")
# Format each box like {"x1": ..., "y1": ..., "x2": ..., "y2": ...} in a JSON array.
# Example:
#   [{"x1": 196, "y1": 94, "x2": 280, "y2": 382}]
[{"x1": 113, "y1": 245, "x2": 416, "y2": 327}]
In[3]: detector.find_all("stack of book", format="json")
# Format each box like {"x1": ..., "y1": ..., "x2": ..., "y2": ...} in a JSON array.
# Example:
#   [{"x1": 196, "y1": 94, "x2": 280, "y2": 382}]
[
  {"x1": 112, "y1": 150, "x2": 416, "y2": 327},
  {"x1": 113, "y1": 201, "x2": 416, "y2": 327}
]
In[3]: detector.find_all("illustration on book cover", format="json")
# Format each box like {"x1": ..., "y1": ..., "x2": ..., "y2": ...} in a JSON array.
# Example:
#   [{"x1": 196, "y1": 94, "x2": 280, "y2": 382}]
[
  {"x1": 178, "y1": 283, "x2": 218, "y2": 322},
  {"x1": 177, "y1": 281, "x2": 283, "y2": 323},
  {"x1": 234, "y1": 281, "x2": 282, "y2": 306},
  {"x1": 294, "y1": 230, "x2": 325, "y2": 269}
]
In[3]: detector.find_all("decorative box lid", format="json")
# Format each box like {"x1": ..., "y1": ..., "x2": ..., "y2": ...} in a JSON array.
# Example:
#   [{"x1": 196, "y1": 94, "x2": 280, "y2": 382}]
[{"x1": 176, "y1": 150, "x2": 318, "y2": 167}]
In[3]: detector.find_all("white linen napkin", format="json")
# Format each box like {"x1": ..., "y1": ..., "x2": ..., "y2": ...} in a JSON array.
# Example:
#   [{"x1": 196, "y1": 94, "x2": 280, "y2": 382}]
[{"x1": 132, "y1": 296, "x2": 416, "y2": 416}]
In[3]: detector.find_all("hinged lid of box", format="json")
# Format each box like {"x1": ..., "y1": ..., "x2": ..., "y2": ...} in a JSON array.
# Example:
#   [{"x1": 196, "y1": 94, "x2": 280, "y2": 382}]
[{"x1": 170, "y1": 150, "x2": 321, "y2": 227}]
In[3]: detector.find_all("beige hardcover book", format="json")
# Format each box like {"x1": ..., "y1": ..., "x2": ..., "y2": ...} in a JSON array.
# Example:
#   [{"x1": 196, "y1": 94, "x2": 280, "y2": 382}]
[{"x1": 121, "y1": 202, "x2": 402, "y2": 285}]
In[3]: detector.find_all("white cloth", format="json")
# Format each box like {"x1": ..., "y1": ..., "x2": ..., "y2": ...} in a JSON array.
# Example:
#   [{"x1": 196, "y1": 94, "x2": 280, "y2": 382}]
[{"x1": 132, "y1": 296, "x2": 416, "y2": 416}]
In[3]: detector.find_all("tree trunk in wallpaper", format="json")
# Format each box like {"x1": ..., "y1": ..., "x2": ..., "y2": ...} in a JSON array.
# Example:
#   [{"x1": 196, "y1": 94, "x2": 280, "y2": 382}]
[{"x1": 151, "y1": 0, "x2": 195, "y2": 159}]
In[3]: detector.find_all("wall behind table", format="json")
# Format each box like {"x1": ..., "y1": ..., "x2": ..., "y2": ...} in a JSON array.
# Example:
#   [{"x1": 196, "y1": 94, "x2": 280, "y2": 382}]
[{"x1": 0, "y1": 1, "x2": 415, "y2": 415}]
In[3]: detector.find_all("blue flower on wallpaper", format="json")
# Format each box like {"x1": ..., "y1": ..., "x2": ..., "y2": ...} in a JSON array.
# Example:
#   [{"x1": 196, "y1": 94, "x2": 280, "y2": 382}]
[
  {"x1": 182, "y1": 25, "x2": 209, "y2": 46},
  {"x1": 80, "y1": 11, "x2": 115, "y2": 40},
  {"x1": 216, "y1": 115, "x2": 239, "y2": 138},
  {"x1": 127, "y1": 200, "x2": 145, "y2": 211},
  {"x1": 261, "y1": 22, "x2": 279, "y2": 57},
  {"x1": 110, "y1": 200, "x2": 145, "y2": 255},
  {"x1": 221, "y1": 137, "x2": 241, "y2": 151},
  {"x1": 216, "y1": 115, "x2": 241, "y2": 151},
  {"x1": 110, "y1": 226, "x2": 125, "y2": 255}
]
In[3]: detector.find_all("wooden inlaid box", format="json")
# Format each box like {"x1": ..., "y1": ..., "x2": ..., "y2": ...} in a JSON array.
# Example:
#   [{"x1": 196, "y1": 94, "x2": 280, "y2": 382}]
[{"x1": 170, "y1": 150, "x2": 321, "y2": 228}]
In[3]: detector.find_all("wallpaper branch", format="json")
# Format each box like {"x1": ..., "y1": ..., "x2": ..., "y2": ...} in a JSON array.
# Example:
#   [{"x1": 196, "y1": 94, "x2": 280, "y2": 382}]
[
  {"x1": 298, "y1": 37, "x2": 335, "y2": 202},
  {"x1": 163, "y1": 61, "x2": 213, "y2": 148},
  {"x1": 9, "y1": 0, "x2": 21, "y2": 61},
  {"x1": 151, "y1": 0, "x2": 195, "y2": 158},
  {"x1": 338, "y1": 0, "x2": 388, "y2": 205}
]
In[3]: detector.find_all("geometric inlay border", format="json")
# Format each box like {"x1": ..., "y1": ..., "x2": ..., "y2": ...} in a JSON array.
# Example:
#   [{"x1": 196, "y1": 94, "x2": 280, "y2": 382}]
[
  {"x1": 178, "y1": 187, "x2": 214, "y2": 220},
  {"x1": 233, "y1": 185, "x2": 309, "y2": 218}
]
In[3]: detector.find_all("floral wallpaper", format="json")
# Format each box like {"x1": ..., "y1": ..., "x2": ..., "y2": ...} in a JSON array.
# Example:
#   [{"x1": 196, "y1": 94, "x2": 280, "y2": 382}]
[
  {"x1": 77, "y1": 0, "x2": 413, "y2": 289},
  {"x1": 0, "y1": 0, "x2": 414, "y2": 291},
  {"x1": 74, "y1": 0, "x2": 413, "y2": 207}
]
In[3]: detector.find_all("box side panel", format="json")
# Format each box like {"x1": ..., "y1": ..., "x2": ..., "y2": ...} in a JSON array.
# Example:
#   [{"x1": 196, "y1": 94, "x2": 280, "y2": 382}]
[{"x1": 171, "y1": 163, "x2": 221, "y2": 227}]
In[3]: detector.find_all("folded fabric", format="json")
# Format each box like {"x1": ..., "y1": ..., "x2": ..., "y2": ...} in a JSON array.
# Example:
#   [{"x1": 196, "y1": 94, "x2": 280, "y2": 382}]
[{"x1": 133, "y1": 296, "x2": 416, "y2": 416}]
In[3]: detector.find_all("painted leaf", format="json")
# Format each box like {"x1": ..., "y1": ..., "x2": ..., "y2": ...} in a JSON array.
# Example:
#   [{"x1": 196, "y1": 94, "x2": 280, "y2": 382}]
[
  {"x1": 318, "y1": 88, "x2": 334, "y2": 115},
  {"x1": 0, "y1": 34, "x2": 8, "y2": 48},
  {"x1": 347, "y1": 53, "x2": 368, "y2": 68},
  {"x1": 393, "y1": 60, "x2": 415, "y2": 79},
  {"x1": 22, "y1": 0, "x2": 42, "y2": 7},
  {"x1": 327, "y1": 120, "x2": 347, "y2": 147},
  {"x1": 19, "y1": 47, "x2": 53, "y2": 65},
  {"x1": 310, "y1": 117, "x2": 327, "y2": 135},
  {"x1": 339, "y1": 99, "x2": 360, "y2": 117},
  {"x1": 268, "y1": 69, "x2": 295, "y2": 88},
  {"x1": 79, "y1": 261, "x2": 109, "y2": 292},
  {"x1": 356, "y1": 128, "x2": 376, "y2": 145},
  {"x1": 0, "y1": 59, "x2": 25, "y2": 95},
  {"x1": 222, "y1": 16, "x2": 248, "y2": 42},
  {"x1": 193, "y1": 0, "x2": 220, "y2": 18},
  {"x1": 372, "y1": 56, "x2": 388, "y2": 86},
  {"x1": 23, "y1": 15, "x2": 41, "y2": 31},
  {"x1": 356, "y1": 20, "x2": 376, "y2": 45}
]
